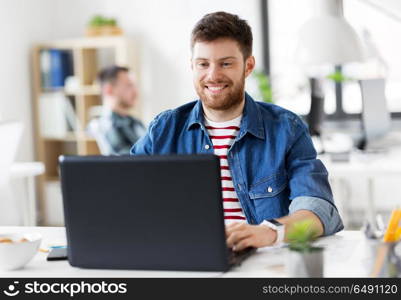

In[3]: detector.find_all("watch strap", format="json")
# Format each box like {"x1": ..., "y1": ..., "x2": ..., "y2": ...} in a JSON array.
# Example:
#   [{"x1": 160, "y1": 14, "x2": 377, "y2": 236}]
[{"x1": 261, "y1": 219, "x2": 285, "y2": 246}]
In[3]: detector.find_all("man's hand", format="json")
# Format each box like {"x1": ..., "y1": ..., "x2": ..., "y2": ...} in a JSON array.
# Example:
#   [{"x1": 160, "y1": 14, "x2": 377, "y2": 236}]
[
  {"x1": 225, "y1": 222, "x2": 277, "y2": 251},
  {"x1": 225, "y1": 210, "x2": 324, "y2": 252}
]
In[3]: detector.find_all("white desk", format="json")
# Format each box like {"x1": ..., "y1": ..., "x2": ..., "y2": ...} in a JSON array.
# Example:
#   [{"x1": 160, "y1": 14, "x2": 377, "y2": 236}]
[
  {"x1": 0, "y1": 227, "x2": 373, "y2": 278},
  {"x1": 10, "y1": 162, "x2": 45, "y2": 226},
  {"x1": 322, "y1": 148, "x2": 401, "y2": 177}
]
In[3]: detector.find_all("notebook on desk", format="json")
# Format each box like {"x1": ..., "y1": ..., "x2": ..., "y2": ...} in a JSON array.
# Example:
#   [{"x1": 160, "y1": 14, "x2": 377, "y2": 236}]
[{"x1": 59, "y1": 154, "x2": 255, "y2": 272}]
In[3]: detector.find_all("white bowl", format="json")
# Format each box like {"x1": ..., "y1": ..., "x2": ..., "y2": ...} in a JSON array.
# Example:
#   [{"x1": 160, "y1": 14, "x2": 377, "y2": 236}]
[{"x1": 0, "y1": 233, "x2": 42, "y2": 270}]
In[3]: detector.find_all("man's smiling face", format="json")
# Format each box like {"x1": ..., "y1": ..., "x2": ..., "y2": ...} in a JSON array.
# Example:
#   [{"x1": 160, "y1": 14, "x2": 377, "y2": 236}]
[{"x1": 192, "y1": 38, "x2": 253, "y2": 111}]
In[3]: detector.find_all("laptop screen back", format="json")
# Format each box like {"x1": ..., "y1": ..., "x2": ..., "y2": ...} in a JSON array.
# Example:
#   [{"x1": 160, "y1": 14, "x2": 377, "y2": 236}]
[{"x1": 59, "y1": 154, "x2": 230, "y2": 271}]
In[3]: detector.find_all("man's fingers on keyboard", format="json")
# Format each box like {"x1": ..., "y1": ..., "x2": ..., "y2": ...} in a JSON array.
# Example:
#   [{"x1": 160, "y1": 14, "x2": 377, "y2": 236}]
[
  {"x1": 233, "y1": 238, "x2": 253, "y2": 251},
  {"x1": 226, "y1": 222, "x2": 246, "y2": 235},
  {"x1": 226, "y1": 230, "x2": 251, "y2": 248}
]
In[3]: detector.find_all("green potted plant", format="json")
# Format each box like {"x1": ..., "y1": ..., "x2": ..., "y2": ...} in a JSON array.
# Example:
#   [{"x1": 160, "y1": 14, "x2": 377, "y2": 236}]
[
  {"x1": 253, "y1": 70, "x2": 273, "y2": 103},
  {"x1": 286, "y1": 219, "x2": 324, "y2": 277},
  {"x1": 86, "y1": 15, "x2": 123, "y2": 36}
]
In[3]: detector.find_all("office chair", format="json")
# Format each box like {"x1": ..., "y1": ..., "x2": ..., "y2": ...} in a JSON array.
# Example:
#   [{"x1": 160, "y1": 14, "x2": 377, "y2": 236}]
[{"x1": 0, "y1": 121, "x2": 23, "y2": 225}]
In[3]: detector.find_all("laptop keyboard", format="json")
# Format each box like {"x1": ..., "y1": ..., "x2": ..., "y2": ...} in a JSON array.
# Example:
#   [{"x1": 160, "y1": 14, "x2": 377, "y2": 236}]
[{"x1": 228, "y1": 247, "x2": 257, "y2": 266}]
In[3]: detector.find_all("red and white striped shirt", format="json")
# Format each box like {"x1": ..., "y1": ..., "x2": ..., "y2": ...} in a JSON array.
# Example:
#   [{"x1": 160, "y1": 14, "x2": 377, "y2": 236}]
[{"x1": 204, "y1": 115, "x2": 247, "y2": 225}]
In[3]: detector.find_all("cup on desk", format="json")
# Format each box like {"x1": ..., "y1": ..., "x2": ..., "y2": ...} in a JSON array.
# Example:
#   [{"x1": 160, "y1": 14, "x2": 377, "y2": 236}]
[
  {"x1": 286, "y1": 248, "x2": 324, "y2": 278},
  {"x1": 0, "y1": 233, "x2": 41, "y2": 270},
  {"x1": 387, "y1": 242, "x2": 401, "y2": 277},
  {"x1": 369, "y1": 208, "x2": 401, "y2": 277},
  {"x1": 363, "y1": 238, "x2": 388, "y2": 277}
]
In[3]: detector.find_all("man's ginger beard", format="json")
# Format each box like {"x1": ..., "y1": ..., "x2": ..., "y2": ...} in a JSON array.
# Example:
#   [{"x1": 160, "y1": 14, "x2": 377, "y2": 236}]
[{"x1": 195, "y1": 71, "x2": 245, "y2": 111}]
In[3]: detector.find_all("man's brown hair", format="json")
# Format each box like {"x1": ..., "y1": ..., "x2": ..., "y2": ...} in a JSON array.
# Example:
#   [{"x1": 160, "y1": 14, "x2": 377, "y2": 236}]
[
  {"x1": 191, "y1": 11, "x2": 253, "y2": 59},
  {"x1": 97, "y1": 65, "x2": 129, "y2": 86}
]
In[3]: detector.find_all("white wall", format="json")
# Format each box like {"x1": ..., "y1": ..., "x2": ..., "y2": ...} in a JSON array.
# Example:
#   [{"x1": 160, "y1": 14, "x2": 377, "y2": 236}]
[{"x1": 0, "y1": 0, "x2": 58, "y2": 161}]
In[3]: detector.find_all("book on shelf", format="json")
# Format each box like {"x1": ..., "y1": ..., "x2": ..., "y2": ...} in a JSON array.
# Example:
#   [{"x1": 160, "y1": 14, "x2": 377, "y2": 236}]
[
  {"x1": 39, "y1": 92, "x2": 81, "y2": 139},
  {"x1": 40, "y1": 49, "x2": 73, "y2": 90}
]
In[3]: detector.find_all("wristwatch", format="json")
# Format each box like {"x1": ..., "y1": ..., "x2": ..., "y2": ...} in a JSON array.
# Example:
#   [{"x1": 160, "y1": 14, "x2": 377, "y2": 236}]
[{"x1": 261, "y1": 219, "x2": 285, "y2": 246}]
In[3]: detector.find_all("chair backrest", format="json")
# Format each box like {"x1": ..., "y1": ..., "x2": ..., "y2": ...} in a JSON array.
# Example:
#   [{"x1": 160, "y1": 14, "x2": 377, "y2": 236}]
[
  {"x1": 0, "y1": 121, "x2": 23, "y2": 225},
  {"x1": 86, "y1": 118, "x2": 112, "y2": 155},
  {"x1": 0, "y1": 121, "x2": 23, "y2": 186}
]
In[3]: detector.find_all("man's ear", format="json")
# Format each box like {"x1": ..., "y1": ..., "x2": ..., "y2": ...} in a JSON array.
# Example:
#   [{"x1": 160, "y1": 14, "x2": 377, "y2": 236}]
[
  {"x1": 102, "y1": 83, "x2": 113, "y2": 96},
  {"x1": 244, "y1": 55, "x2": 256, "y2": 78}
]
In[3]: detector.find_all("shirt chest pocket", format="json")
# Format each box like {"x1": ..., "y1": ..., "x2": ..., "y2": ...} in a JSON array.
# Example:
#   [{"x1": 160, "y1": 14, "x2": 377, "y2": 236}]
[{"x1": 248, "y1": 173, "x2": 289, "y2": 222}]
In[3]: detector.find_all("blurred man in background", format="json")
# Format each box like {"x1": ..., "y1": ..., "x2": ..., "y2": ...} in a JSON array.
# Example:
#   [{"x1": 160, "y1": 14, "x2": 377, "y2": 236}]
[{"x1": 89, "y1": 65, "x2": 145, "y2": 155}]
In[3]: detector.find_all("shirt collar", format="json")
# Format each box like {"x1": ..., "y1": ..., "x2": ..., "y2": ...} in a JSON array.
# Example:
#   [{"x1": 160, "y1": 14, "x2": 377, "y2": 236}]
[
  {"x1": 186, "y1": 99, "x2": 204, "y2": 131},
  {"x1": 240, "y1": 92, "x2": 265, "y2": 140},
  {"x1": 102, "y1": 108, "x2": 133, "y2": 127},
  {"x1": 186, "y1": 92, "x2": 265, "y2": 140}
]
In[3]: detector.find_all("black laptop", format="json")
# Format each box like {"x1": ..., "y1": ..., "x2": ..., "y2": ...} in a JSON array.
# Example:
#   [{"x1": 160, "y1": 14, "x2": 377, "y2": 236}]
[{"x1": 59, "y1": 154, "x2": 255, "y2": 272}]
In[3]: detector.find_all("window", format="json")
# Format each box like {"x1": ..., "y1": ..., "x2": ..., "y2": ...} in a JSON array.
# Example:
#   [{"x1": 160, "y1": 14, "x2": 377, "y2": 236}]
[
  {"x1": 266, "y1": 0, "x2": 401, "y2": 119},
  {"x1": 268, "y1": 0, "x2": 337, "y2": 116},
  {"x1": 344, "y1": 0, "x2": 401, "y2": 114}
]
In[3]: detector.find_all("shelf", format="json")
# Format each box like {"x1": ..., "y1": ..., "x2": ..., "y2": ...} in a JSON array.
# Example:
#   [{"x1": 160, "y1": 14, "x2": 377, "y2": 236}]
[
  {"x1": 45, "y1": 175, "x2": 60, "y2": 182},
  {"x1": 43, "y1": 133, "x2": 96, "y2": 142},
  {"x1": 41, "y1": 87, "x2": 65, "y2": 93},
  {"x1": 42, "y1": 133, "x2": 77, "y2": 142},
  {"x1": 35, "y1": 36, "x2": 132, "y2": 50},
  {"x1": 65, "y1": 85, "x2": 101, "y2": 96},
  {"x1": 40, "y1": 85, "x2": 100, "y2": 96}
]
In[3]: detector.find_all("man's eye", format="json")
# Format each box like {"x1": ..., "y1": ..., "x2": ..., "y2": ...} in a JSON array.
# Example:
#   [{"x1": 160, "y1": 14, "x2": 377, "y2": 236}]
[
  {"x1": 198, "y1": 63, "x2": 208, "y2": 68},
  {"x1": 222, "y1": 62, "x2": 232, "y2": 67}
]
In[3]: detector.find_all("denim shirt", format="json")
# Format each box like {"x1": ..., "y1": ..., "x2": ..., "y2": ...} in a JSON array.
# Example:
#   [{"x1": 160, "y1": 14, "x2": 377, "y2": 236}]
[{"x1": 131, "y1": 93, "x2": 344, "y2": 236}]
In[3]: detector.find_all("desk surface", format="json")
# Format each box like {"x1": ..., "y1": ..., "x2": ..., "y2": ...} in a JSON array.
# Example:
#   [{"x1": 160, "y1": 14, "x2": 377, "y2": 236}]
[
  {"x1": 0, "y1": 227, "x2": 372, "y2": 278},
  {"x1": 320, "y1": 148, "x2": 401, "y2": 178}
]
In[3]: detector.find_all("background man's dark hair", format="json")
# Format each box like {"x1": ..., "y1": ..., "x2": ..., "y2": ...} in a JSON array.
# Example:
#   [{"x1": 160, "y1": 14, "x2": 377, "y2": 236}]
[
  {"x1": 191, "y1": 11, "x2": 253, "y2": 59},
  {"x1": 97, "y1": 65, "x2": 129, "y2": 86}
]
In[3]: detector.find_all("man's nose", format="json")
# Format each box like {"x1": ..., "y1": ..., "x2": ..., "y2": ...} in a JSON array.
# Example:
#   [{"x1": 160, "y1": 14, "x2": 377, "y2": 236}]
[{"x1": 206, "y1": 64, "x2": 223, "y2": 82}]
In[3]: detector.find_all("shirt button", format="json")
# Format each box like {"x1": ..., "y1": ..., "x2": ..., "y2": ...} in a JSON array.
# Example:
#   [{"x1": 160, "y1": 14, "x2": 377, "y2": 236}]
[
  {"x1": 267, "y1": 186, "x2": 273, "y2": 193},
  {"x1": 204, "y1": 145, "x2": 210, "y2": 150}
]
